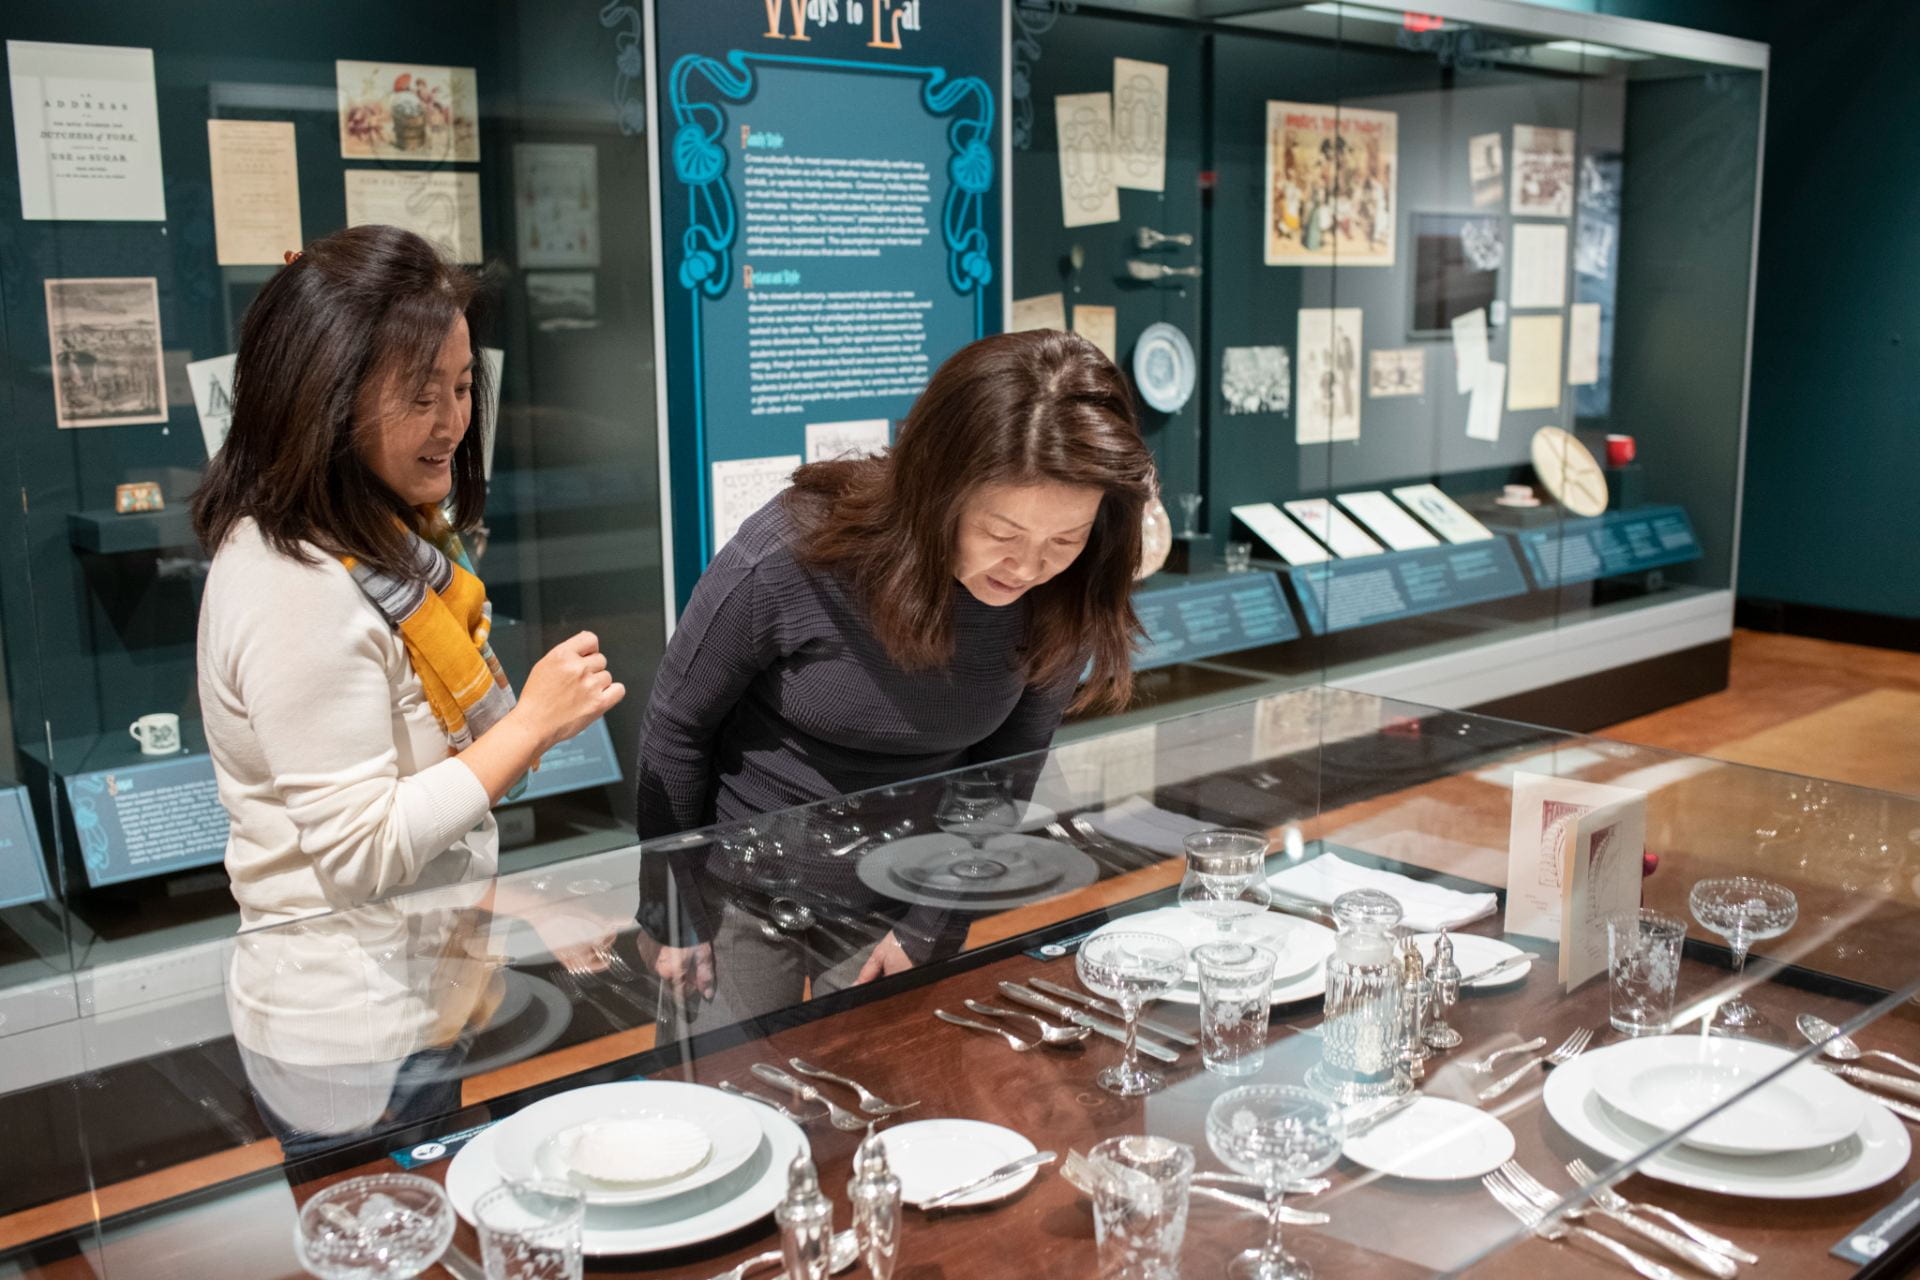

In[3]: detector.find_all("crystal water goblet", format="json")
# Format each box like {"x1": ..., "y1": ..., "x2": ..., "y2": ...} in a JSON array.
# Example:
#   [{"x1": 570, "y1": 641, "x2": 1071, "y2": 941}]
[
  {"x1": 1205, "y1": 1086, "x2": 1345, "y2": 1280},
  {"x1": 1688, "y1": 876, "x2": 1798, "y2": 1036},
  {"x1": 1178, "y1": 828, "x2": 1273, "y2": 940},
  {"x1": 1077, "y1": 931, "x2": 1189, "y2": 1096}
]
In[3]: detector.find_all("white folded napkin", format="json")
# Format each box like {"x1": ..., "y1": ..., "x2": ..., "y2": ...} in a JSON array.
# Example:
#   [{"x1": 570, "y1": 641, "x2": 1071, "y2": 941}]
[
  {"x1": 1080, "y1": 796, "x2": 1213, "y2": 856},
  {"x1": 1268, "y1": 852, "x2": 1496, "y2": 932}
]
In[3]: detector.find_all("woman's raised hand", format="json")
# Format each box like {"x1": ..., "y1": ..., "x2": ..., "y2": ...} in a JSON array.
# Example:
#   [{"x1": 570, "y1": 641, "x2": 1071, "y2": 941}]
[{"x1": 519, "y1": 631, "x2": 625, "y2": 751}]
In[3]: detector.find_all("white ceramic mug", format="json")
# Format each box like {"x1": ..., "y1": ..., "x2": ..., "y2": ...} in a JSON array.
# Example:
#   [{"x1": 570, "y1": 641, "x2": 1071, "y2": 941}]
[{"x1": 129, "y1": 712, "x2": 181, "y2": 756}]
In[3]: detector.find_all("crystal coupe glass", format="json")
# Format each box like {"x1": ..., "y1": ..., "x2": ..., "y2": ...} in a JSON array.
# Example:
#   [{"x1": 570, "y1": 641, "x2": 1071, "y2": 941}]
[
  {"x1": 1205, "y1": 1086, "x2": 1345, "y2": 1280},
  {"x1": 1077, "y1": 931, "x2": 1189, "y2": 1096},
  {"x1": 1689, "y1": 876, "x2": 1798, "y2": 1036}
]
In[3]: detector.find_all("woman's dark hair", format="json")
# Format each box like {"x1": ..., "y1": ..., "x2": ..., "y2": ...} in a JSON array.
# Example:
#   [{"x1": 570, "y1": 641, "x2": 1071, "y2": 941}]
[
  {"x1": 788, "y1": 329, "x2": 1155, "y2": 714},
  {"x1": 191, "y1": 225, "x2": 489, "y2": 577}
]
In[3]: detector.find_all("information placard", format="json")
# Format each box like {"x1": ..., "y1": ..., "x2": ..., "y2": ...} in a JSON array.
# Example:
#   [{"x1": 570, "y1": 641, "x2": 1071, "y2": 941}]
[
  {"x1": 1133, "y1": 573, "x2": 1301, "y2": 671},
  {"x1": 0, "y1": 786, "x2": 49, "y2": 909},
  {"x1": 651, "y1": 0, "x2": 1003, "y2": 605},
  {"x1": 1287, "y1": 540, "x2": 1530, "y2": 635},
  {"x1": 1503, "y1": 505, "x2": 1702, "y2": 588},
  {"x1": 65, "y1": 754, "x2": 226, "y2": 887}
]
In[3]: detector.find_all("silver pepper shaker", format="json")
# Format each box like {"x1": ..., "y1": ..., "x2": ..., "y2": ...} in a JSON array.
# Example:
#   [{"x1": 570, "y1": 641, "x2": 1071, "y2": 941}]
[
  {"x1": 848, "y1": 1128, "x2": 902, "y2": 1280},
  {"x1": 776, "y1": 1152, "x2": 834, "y2": 1280},
  {"x1": 1425, "y1": 932, "x2": 1464, "y2": 1051},
  {"x1": 1398, "y1": 938, "x2": 1432, "y2": 1081}
]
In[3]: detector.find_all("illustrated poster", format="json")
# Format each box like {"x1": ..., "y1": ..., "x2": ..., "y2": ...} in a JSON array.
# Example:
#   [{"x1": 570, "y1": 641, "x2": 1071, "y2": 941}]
[
  {"x1": 1056, "y1": 92, "x2": 1119, "y2": 227},
  {"x1": 8, "y1": 40, "x2": 165, "y2": 221},
  {"x1": 1511, "y1": 124, "x2": 1575, "y2": 219},
  {"x1": 1295, "y1": 308, "x2": 1362, "y2": 444},
  {"x1": 1264, "y1": 101, "x2": 1396, "y2": 267},
  {"x1": 514, "y1": 142, "x2": 600, "y2": 268},
  {"x1": 337, "y1": 60, "x2": 478, "y2": 162},
  {"x1": 344, "y1": 169, "x2": 482, "y2": 263},
  {"x1": 45, "y1": 277, "x2": 167, "y2": 427}
]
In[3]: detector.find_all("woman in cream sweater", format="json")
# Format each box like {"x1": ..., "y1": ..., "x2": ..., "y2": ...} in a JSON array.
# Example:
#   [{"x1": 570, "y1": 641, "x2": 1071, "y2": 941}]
[{"x1": 194, "y1": 225, "x2": 624, "y2": 1151}]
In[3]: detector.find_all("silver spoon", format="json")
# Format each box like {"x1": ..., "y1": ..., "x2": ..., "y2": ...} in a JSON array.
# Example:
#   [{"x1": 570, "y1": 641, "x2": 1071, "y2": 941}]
[
  {"x1": 768, "y1": 898, "x2": 816, "y2": 932},
  {"x1": 1799, "y1": 1013, "x2": 1920, "y2": 1078},
  {"x1": 962, "y1": 999, "x2": 1094, "y2": 1046}
]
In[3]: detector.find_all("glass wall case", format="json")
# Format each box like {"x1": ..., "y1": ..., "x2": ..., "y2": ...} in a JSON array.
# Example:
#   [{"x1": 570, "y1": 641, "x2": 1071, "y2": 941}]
[{"x1": 1014, "y1": 0, "x2": 1765, "y2": 730}]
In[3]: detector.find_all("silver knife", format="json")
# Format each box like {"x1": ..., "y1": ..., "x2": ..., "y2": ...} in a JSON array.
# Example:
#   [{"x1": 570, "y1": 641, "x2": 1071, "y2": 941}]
[
  {"x1": 1342, "y1": 1093, "x2": 1419, "y2": 1137},
  {"x1": 914, "y1": 1150, "x2": 1057, "y2": 1209},
  {"x1": 1827, "y1": 1063, "x2": 1920, "y2": 1105},
  {"x1": 1030, "y1": 979, "x2": 1200, "y2": 1047},
  {"x1": 999, "y1": 983, "x2": 1181, "y2": 1063}
]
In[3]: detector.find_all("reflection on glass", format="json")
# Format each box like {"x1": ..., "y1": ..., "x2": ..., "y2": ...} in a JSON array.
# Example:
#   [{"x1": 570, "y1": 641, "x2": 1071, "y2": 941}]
[{"x1": 933, "y1": 775, "x2": 1020, "y2": 883}]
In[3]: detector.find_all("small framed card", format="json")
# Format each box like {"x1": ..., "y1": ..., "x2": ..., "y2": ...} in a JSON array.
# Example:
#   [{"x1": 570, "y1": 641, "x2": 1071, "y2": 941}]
[
  {"x1": 1506, "y1": 772, "x2": 1646, "y2": 987},
  {"x1": 114, "y1": 481, "x2": 165, "y2": 514}
]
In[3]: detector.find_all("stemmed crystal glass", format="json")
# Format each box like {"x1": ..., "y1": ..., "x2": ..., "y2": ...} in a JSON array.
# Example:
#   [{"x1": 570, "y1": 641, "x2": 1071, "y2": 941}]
[
  {"x1": 1174, "y1": 492, "x2": 1203, "y2": 538},
  {"x1": 1178, "y1": 829, "x2": 1273, "y2": 940},
  {"x1": 1077, "y1": 931, "x2": 1189, "y2": 1096},
  {"x1": 1689, "y1": 876, "x2": 1798, "y2": 1036},
  {"x1": 933, "y1": 775, "x2": 1019, "y2": 883},
  {"x1": 1205, "y1": 1086, "x2": 1345, "y2": 1280}
]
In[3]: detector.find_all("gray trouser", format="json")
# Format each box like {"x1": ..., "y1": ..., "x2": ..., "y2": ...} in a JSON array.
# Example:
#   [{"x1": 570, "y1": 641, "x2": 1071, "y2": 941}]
[{"x1": 653, "y1": 897, "x2": 874, "y2": 1043}]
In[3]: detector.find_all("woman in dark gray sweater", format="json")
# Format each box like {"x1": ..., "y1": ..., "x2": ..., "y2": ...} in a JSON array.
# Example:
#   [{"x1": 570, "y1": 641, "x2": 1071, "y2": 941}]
[{"x1": 634, "y1": 329, "x2": 1155, "y2": 1027}]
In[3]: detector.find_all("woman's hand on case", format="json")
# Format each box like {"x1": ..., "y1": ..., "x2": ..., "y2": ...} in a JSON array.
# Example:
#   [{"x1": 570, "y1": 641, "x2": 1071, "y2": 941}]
[{"x1": 854, "y1": 931, "x2": 914, "y2": 985}]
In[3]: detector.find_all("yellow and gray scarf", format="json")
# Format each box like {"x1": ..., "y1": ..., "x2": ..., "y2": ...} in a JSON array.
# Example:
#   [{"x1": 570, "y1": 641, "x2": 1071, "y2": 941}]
[{"x1": 342, "y1": 517, "x2": 517, "y2": 753}]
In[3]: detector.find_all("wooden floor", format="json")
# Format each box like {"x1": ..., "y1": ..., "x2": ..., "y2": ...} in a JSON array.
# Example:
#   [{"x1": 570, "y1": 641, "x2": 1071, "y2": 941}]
[{"x1": 1601, "y1": 629, "x2": 1920, "y2": 796}]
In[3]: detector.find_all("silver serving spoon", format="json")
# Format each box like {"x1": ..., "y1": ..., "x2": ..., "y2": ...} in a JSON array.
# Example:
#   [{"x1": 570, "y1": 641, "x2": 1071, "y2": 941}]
[
  {"x1": 1799, "y1": 1013, "x2": 1920, "y2": 1078},
  {"x1": 768, "y1": 898, "x2": 816, "y2": 932}
]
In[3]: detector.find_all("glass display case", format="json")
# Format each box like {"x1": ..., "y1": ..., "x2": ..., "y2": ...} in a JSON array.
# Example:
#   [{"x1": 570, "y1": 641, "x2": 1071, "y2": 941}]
[
  {"x1": 1014, "y1": 0, "x2": 1765, "y2": 730},
  {"x1": 0, "y1": 1, "x2": 663, "y2": 1035},
  {"x1": 2, "y1": 687, "x2": 1917, "y2": 1278}
]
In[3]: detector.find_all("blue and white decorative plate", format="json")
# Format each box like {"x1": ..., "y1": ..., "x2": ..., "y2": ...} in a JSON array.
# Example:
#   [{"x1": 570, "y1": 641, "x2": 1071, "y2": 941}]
[{"x1": 1132, "y1": 321, "x2": 1196, "y2": 414}]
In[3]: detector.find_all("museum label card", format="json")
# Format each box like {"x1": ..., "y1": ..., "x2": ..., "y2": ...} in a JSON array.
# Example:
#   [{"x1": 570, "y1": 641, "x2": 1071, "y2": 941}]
[
  {"x1": 1505, "y1": 773, "x2": 1646, "y2": 987},
  {"x1": 1466, "y1": 360, "x2": 1505, "y2": 442},
  {"x1": 1451, "y1": 307, "x2": 1488, "y2": 394},
  {"x1": 1110, "y1": 58, "x2": 1167, "y2": 193},
  {"x1": 1511, "y1": 124, "x2": 1575, "y2": 219},
  {"x1": 1367, "y1": 348, "x2": 1423, "y2": 398},
  {"x1": 805, "y1": 419, "x2": 889, "y2": 463},
  {"x1": 207, "y1": 120, "x2": 302, "y2": 266},
  {"x1": 1468, "y1": 130, "x2": 1503, "y2": 208},
  {"x1": 1230, "y1": 502, "x2": 1328, "y2": 566},
  {"x1": 45, "y1": 277, "x2": 168, "y2": 427},
  {"x1": 514, "y1": 142, "x2": 600, "y2": 268},
  {"x1": 1567, "y1": 301, "x2": 1602, "y2": 386},
  {"x1": 1284, "y1": 498, "x2": 1383, "y2": 558},
  {"x1": 1510, "y1": 222, "x2": 1568, "y2": 310},
  {"x1": 1336, "y1": 491, "x2": 1439, "y2": 551},
  {"x1": 8, "y1": 40, "x2": 165, "y2": 221},
  {"x1": 1072, "y1": 303, "x2": 1118, "y2": 361},
  {"x1": 185, "y1": 353, "x2": 237, "y2": 456},
  {"x1": 1390, "y1": 483, "x2": 1495, "y2": 544},
  {"x1": 1265, "y1": 101, "x2": 1397, "y2": 267},
  {"x1": 1010, "y1": 292, "x2": 1066, "y2": 333},
  {"x1": 1055, "y1": 92, "x2": 1119, "y2": 227},
  {"x1": 1506, "y1": 313, "x2": 1565, "y2": 411},
  {"x1": 344, "y1": 169, "x2": 482, "y2": 263},
  {"x1": 711, "y1": 455, "x2": 800, "y2": 552},
  {"x1": 1296, "y1": 307, "x2": 1363, "y2": 444},
  {"x1": 1222, "y1": 346, "x2": 1290, "y2": 414},
  {"x1": 337, "y1": 60, "x2": 479, "y2": 162}
]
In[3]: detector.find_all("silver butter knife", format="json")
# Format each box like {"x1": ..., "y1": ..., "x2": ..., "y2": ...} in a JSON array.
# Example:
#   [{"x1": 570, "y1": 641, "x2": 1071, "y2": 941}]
[
  {"x1": 999, "y1": 983, "x2": 1180, "y2": 1063},
  {"x1": 1030, "y1": 978, "x2": 1200, "y2": 1047},
  {"x1": 1829, "y1": 1062, "x2": 1920, "y2": 1103},
  {"x1": 1343, "y1": 1093, "x2": 1419, "y2": 1137},
  {"x1": 914, "y1": 1151, "x2": 1056, "y2": 1209}
]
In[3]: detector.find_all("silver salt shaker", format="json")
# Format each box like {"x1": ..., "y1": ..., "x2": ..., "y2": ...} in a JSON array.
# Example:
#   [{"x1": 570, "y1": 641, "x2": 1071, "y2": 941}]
[
  {"x1": 1425, "y1": 932, "x2": 1464, "y2": 1051},
  {"x1": 776, "y1": 1152, "x2": 834, "y2": 1280},
  {"x1": 1398, "y1": 938, "x2": 1432, "y2": 1081},
  {"x1": 848, "y1": 1128, "x2": 902, "y2": 1280}
]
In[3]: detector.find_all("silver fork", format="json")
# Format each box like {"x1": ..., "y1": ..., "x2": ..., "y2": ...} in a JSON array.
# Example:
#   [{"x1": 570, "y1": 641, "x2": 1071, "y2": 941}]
[
  {"x1": 1467, "y1": 1036, "x2": 1548, "y2": 1074},
  {"x1": 1567, "y1": 1158, "x2": 1758, "y2": 1265},
  {"x1": 963, "y1": 999, "x2": 1094, "y2": 1046},
  {"x1": 936, "y1": 1008, "x2": 1040, "y2": 1051},
  {"x1": 1502, "y1": 1160, "x2": 1737, "y2": 1278},
  {"x1": 717, "y1": 1079, "x2": 810, "y2": 1124},
  {"x1": 787, "y1": 1058, "x2": 920, "y2": 1115},
  {"x1": 1483, "y1": 1169, "x2": 1682, "y2": 1280},
  {"x1": 1069, "y1": 816, "x2": 1160, "y2": 867},
  {"x1": 1477, "y1": 1027, "x2": 1594, "y2": 1101},
  {"x1": 749, "y1": 1063, "x2": 871, "y2": 1131}
]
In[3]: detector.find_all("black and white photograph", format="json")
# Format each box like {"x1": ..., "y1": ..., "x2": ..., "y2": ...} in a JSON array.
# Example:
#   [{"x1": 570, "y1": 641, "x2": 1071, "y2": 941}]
[{"x1": 1220, "y1": 345, "x2": 1290, "y2": 415}]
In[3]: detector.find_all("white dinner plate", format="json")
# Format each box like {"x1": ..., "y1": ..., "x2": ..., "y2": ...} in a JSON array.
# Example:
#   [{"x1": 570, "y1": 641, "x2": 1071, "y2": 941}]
[
  {"x1": 1132, "y1": 322, "x2": 1197, "y2": 414},
  {"x1": 879, "y1": 1119, "x2": 1041, "y2": 1208},
  {"x1": 448, "y1": 1108, "x2": 806, "y2": 1256},
  {"x1": 1409, "y1": 933, "x2": 1532, "y2": 990},
  {"x1": 1085, "y1": 907, "x2": 1335, "y2": 1006},
  {"x1": 1591, "y1": 1036, "x2": 1865, "y2": 1157},
  {"x1": 1343, "y1": 1097, "x2": 1515, "y2": 1181},
  {"x1": 1542, "y1": 1046, "x2": 1909, "y2": 1199},
  {"x1": 491, "y1": 1082, "x2": 764, "y2": 1206}
]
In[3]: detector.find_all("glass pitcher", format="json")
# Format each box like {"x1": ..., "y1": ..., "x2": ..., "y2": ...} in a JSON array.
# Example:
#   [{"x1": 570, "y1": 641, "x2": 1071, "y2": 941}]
[{"x1": 1305, "y1": 888, "x2": 1411, "y2": 1103}]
